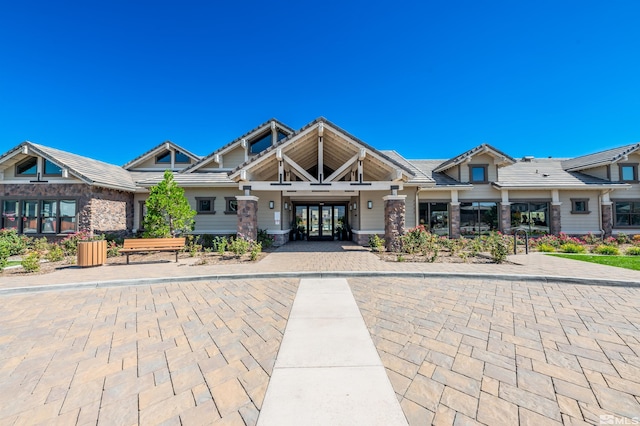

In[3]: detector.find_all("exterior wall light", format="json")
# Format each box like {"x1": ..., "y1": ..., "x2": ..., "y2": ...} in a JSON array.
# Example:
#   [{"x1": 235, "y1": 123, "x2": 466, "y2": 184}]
[
  {"x1": 284, "y1": 202, "x2": 288, "y2": 210},
  {"x1": 269, "y1": 201, "x2": 274, "y2": 209},
  {"x1": 353, "y1": 202, "x2": 357, "y2": 210},
  {"x1": 367, "y1": 200, "x2": 373, "y2": 209}
]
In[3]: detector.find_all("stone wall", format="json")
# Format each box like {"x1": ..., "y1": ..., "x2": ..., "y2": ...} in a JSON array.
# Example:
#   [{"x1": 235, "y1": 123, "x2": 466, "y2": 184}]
[
  {"x1": 0, "y1": 183, "x2": 134, "y2": 237},
  {"x1": 383, "y1": 196, "x2": 406, "y2": 252},
  {"x1": 236, "y1": 196, "x2": 258, "y2": 241},
  {"x1": 550, "y1": 204, "x2": 562, "y2": 235},
  {"x1": 601, "y1": 203, "x2": 613, "y2": 238},
  {"x1": 499, "y1": 203, "x2": 511, "y2": 235},
  {"x1": 449, "y1": 203, "x2": 461, "y2": 239}
]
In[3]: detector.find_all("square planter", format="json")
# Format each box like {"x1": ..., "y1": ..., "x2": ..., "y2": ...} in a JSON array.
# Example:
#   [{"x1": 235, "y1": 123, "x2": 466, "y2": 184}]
[{"x1": 77, "y1": 240, "x2": 107, "y2": 267}]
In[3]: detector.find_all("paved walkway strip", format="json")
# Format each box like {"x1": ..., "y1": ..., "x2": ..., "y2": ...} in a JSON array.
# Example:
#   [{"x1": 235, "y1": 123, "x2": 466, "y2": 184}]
[{"x1": 257, "y1": 278, "x2": 408, "y2": 426}]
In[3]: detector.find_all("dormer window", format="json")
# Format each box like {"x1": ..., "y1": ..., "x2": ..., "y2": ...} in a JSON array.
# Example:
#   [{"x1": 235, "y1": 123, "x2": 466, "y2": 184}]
[
  {"x1": 619, "y1": 164, "x2": 638, "y2": 182},
  {"x1": 16, "y1": 157, "x2": 38, "y2": 176},
  {"x1": 249, "y1": 130, "x2": 288, "y2": 154},
  {"x1": 156, "y1": 151, "x2": 171, "y2": 164},
  {"x1": 174, "y1": 151, "x2": 191, "y2": 164},
  {"x1": 43, "y1": 159, "x2": 62, "y2": 176},
  {"x1": 469, "y1": 164, "x2": 488, "y2": 183}
]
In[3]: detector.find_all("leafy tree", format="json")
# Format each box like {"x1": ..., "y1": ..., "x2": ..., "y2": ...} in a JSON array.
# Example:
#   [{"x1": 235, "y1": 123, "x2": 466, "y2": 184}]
[{"x1": 143, "y1": 170, "x2": 196, "y2": 238}]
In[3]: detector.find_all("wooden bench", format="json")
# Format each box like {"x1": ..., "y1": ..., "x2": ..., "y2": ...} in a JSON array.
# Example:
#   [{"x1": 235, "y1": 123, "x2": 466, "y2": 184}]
[{"x1": 120, "y1": 237, "x2": 186, "y2": 264}]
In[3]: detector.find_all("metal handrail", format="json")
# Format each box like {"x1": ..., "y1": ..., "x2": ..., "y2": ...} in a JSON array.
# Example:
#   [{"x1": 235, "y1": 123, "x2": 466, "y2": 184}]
[{"x1": 513, "y1": 229, "x2": 529, "y2": 254}]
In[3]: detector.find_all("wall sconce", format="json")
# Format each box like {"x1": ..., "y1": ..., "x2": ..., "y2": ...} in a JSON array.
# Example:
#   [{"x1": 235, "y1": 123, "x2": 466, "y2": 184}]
[
  {"x1": 353, "y1": 202, "x2": 357, "y2": 210},
  {"x1": 284, "y1": 202, "x2": 288, "y2": 210},
  {"x1": 367, "y1": 200, "x2": 373, "y2": 209},
  {"x1": 269, "y1": 201, "x2": 274, "y2": 209}
]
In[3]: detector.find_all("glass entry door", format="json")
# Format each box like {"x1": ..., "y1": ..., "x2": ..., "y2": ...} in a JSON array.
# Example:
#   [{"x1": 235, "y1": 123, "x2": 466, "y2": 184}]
[
  {"x1": 308, "y1": 205, "x2": 333, "y2": 239},
  {"x1": 296, "y1": 204, "x2": 345, "y2": 240}
]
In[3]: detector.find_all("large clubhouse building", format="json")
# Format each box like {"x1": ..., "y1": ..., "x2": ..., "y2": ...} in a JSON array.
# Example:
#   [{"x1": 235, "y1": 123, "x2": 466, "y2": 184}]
[{"x1": 0, "y1": 117, "x2": 638, "y2": 246}]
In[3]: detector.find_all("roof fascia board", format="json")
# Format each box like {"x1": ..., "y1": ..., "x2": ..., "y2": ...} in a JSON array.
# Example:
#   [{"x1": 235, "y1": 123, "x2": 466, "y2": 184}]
[
  {"x1": 229, "y1": 122, "x2": 320, "y2": 180},
  {"x1": 491, "y1": 183, "x2": 630, "y2": 190},
  {"x1": 123, "y1": 141, "x2": 200, "y2": 170},
  {"x1": 434, "y1": 144, "x2": 515, "y2": 173}
]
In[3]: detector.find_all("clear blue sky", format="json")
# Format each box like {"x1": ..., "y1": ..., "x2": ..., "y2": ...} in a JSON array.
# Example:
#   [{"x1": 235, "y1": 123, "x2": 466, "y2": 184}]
[{"x1": 2, "y1": 1, "x2": 639, "y2": 166}]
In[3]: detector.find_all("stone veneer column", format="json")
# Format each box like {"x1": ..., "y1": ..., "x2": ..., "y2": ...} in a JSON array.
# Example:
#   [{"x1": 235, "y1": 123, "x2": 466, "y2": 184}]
[
  {"x1": 449, "y1": 203, "x2": 461, "y2": 239},
  {"x1": 383, "y1": 195, "x2": 406, "y2": 252},
  {"x1": 236, "y1": 196, "x2": 258, "y2": 241},
  {"x1": 499, "y1": 203, "x2": 511, "y2": 235},
  {"x1": 550, "y1": 202, "x2": 562, "y2": 235},
  {"x1": 601, "y1": 202, "x2": 613, "y2": 238}
]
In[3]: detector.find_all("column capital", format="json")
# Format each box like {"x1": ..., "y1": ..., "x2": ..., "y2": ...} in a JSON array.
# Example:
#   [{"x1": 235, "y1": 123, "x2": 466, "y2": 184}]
[
  {"x1": 383, "y1": 195, "x2": 407, "y2": 202},
  {"x1": 236, "y1": 195, "x2": 259, "y2": 202}
]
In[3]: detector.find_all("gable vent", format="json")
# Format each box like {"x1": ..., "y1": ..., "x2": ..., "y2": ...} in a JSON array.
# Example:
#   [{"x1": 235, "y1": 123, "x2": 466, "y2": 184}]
[{"x1": 522, "y1": 156, "x2": 534, "y2": 162}]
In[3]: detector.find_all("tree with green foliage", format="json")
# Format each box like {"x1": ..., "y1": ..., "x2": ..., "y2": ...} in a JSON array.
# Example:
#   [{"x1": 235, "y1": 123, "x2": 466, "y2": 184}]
[{"x1": 142, "y1": 170, "x2": 196, "y2": 238}]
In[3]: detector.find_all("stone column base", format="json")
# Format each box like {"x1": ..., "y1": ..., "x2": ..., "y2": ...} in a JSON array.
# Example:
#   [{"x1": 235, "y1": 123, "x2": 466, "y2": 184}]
[
  {"x1": 550, "y1": 203, "x2": 562, "y2": 235},
  {"x1": 384, "y1": 195, "x2": 406, "y2": 252},
  {"x1": 602, "y1": 203, "x2": 613, "y2": 238},
  {"x1": 236, "y1": 196, "x2": 258, "y2": 241},
  {"x1": 450, "y1": 203, "x2": 460, "y2": 239},
  {"x1": 500, "y1": 203, "x2": 511, "y2": 235}
]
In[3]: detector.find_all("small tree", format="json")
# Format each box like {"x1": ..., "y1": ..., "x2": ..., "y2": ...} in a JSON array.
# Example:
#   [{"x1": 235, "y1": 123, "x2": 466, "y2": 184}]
[{"x1": 143, "y1": 170, "x2": 196, "y2": 238}]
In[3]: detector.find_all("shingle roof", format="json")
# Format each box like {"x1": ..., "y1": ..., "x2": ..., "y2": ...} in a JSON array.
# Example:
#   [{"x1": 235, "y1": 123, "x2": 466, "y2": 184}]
[
  {"x1": 410, "y1": 160, "x2": 473, "y2": 187},
  {"x1": 229, "y1": 117, "x2": 416, "y2": 180},
  {"x1": 494, "y1": 158, "x2": 628, "y2": 189},
  {"x1": 562, "y1": 143, "x2": 640, "y2": 171},
  {"x1": 433, "y1": 143, "x2": 516, "y2": 173},
  {"x1": 183, "y1": 118, "x2": 296, "y2": 173},
  {"x1": 381, "y1": 151, "x2": 435, "y2": 184},
  {"x1": 2, "y1": 142, "x2": 138, "y2": 191},
  {"x1": 122, "y1": 141, "x2": 201, "y2": 170},
  {"x1": 135, "y1": 172, "x2": 235, "y2": 187}
]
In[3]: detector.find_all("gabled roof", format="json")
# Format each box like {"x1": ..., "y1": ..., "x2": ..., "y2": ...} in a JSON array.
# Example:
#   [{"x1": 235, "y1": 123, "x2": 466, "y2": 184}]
[
  {"x1": 183, "y1": 118, "x2": 296, "y2": 173},
  {"x1": 135, "y1": 172, "x2": 235, "y2": 187},
  {"x1": 493, "y1": 158, "x2": 629, "y2": 189},
  {"x1": 228, "y1": 117, "x2": 416, "y2": 180},
  {"x1": 562, "y1": 143, "x2": 640, "y2": 171},
  {"x1": 410, "y1": 160, "x2": 474, "y2": 188},
  {"x1": 433, "y1": 143, "x2": 516, "y2": 173},
  {"x1": 0, "y1": 142, "x2": 137, "y2": 191},
  {"x1": 122, "y1": 140, "x2": 201, "y2": 170},
  {"x1": 381, "y1": 151, "x2": 435, "y2": 185}
]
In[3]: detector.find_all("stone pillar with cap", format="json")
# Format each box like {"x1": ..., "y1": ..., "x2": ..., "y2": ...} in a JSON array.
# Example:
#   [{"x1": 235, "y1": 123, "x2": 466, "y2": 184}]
[
  {"x1": 236, "y1": 186, "x2": 258, "y2": 241},
  {"x1": 384, "y1": 186, "x2": 406, "y2": 252}
]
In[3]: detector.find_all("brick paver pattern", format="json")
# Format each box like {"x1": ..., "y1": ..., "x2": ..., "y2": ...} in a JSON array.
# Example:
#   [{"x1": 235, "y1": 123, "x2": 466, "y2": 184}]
[
  {"x1": 0, "y1": 279, "x2": 298, "y2": 425},
  {"x1": 350, "y1": 277, "x2": 640, "y2": 425}
]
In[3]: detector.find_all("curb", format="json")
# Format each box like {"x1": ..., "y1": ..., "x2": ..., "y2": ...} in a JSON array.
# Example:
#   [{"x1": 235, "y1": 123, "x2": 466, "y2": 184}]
[{"x1": 1, "y1": 271, "x2": 639, "y2": 296}]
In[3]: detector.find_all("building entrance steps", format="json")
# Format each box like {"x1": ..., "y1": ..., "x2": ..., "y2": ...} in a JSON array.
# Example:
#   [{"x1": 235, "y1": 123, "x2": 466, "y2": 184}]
[{"x1": 257, "y1": 278, "x2": 408, "y2": 426}]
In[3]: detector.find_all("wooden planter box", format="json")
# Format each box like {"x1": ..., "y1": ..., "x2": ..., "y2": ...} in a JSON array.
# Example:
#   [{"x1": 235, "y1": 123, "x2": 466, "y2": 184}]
[{"x1": 77, "y1": 240, "x2": 107, "y2": 267}]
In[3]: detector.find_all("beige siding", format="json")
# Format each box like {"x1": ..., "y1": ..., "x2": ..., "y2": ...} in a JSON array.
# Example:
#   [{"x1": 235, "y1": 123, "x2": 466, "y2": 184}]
[
  {"x1": 222, "y1": 146, "x2": 246, "y2": 169},
  {"x1": 135, "y1": 156, "x2": 165, "y2": 170},
  {"x1": 610, "y1": 185, "x2": 640, "y2": 200},
  {"x1": 256, "y1": 194, "x2": 282, "y2": 231},
  {"x1": 404, "y1": 188, "x2": 417, "y2": 228},
  {"x1": 507, "y1": 190, "x2": 553, "y2": 201},
  {"x1": 459, "y1": 184, "x2": 500, "y2": 200},
  {"x1": 558, "y1": 191, "x2": 601, "y2": 234},
  {"x1": 186, "y1": 188, "x2": 242, "y2": 234},
  {"x1": 581, "y1": 166, "x2": 609, "y2": 180},
  {"x1": 359, "y1": 191, "x2": 387, "y2": 231}
]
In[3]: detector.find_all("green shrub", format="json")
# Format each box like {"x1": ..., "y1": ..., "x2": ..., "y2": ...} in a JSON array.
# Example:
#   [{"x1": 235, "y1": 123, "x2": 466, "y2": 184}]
[
  {"x1": 106, "y1": 241, "x2": 120, "y2": 258},
  {"x1": 257, "y1": 229, "x2": 274, "y2": 249},
  {"x1": 45, "y1": 244, "x2": 65, "y2": 262},
  {"x1": 616, "y1": 232, "x2": 630, "y2": 245},
  {"x1": 0, "y1": 228, "x2": 29, "y2": 255},
  {"x1": 487, "y1": 232, "x2": 509, "y2": 264},
  {"x1": 396, "y1": 254, "x2": 405, "y2": 262},
  {"x1": 560, "y1": 243, "x2": 586, "y2": 254},
  {"x1": 0, "y1": 241, "x2": 10, "y2": 271},
  {"x1": 229, "y1": 236, "x2": 250, "y2": 256},
  {"x1": 250, "y1": 241, "x2": 262, "y2": 261},
  {"x1": 214, "y1": 236, "x2": 228, "y2": 255},
  {"x1": 369, "y1": 234, "x2": 386, "y2": 253},
  {"x1": 625, "y1": 246, "x2": 640, "y2": 256},
  {"x1": 582, "y1": 232, "x2": 601, "y2": 245},
  {"x1": 21, "y1": 252, "x2": 41, "y2": 273},
  {"x1": 537, "y1": 243, "x2": 556, "y2": 253},
  {"x1": 592, "y1": 245, "x2": 620, "y2": 255},
  {"x1": 31, "y1": 237, "x2": 50, "y2": 254}
]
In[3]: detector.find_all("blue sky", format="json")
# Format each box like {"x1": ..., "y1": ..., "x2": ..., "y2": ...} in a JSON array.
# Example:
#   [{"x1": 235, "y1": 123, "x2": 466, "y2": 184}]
[{"x1": 1, "y1": 1, "x2": 639, "y2": 166}]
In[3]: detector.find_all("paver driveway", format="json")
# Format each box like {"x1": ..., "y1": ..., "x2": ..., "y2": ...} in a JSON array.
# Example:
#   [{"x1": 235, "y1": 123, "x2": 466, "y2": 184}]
[{"x1": 1, "y1": 242, "x2": 640, "y2": 425}]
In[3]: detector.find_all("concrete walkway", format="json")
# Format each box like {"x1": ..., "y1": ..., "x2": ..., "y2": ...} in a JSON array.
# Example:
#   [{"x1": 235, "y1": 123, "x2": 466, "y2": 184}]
[{"x1": 258, "y1": 278, "x2": 407, "y2": 426}]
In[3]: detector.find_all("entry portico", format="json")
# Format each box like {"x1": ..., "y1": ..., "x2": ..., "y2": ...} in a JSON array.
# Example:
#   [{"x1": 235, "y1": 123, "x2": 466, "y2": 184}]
[{"x1": 226, "y1": 118, "x2": 421, "y2": 247}]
